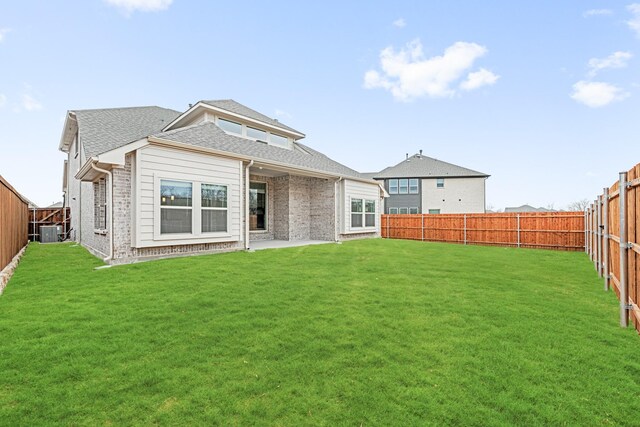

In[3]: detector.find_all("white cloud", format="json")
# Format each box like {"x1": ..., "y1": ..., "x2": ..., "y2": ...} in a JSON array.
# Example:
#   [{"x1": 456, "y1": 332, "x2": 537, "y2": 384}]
[
  {"x1": 104, "y1": 0, "x2": 173, "y2": 15},
  {"x1": 392, "y1": 18, "x2": 406, "y2": 28},
  {"x1": 22, "y1": 94, "x2": 43, "y2": 111},
  {"x1": 587, "y1": 51, "x2": 632, "y2": 76},
  {"x1": 0, "y1": 28, "x2": 10, "y2": 43},
  {"x1": 628, "y1": 3, "x2": 640, "y2": 37},
  {"x1": 583, "y1": 9, "x2": 613, "y2": 17},
  {"x1": 571, "y1": 80, "x2": 629, "y2": 107},
  {"x1": 0, "y1": 94, "x2": 6, "y2": 108},
  {"x1": 460, "y1": 68, "x2": 500, "y2": 91},
  {"x1": 363, "y1": 39, "x2": 496, "y2": 101}
]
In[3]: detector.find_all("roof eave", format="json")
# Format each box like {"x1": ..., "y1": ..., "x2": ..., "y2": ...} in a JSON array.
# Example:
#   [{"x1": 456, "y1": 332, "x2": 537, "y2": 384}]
[
  {"x1": 147, "y1": 135, "x2": 375, "y2": 184},
  {"x1": 58, "y1": 111, "x2": 78, "y2": 153}
]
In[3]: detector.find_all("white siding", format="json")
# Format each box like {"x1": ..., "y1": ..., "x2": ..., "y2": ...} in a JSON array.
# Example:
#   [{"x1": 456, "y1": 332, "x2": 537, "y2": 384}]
[
  {"x1": 342, "y1": 179, "x2": 380, "y2": 234},
  {"x1": 421, "y1": 177, "x2": 486, "y2": 213},
  {"x1": 135, "y1": 145, "x2": 243, "y2": 248}
]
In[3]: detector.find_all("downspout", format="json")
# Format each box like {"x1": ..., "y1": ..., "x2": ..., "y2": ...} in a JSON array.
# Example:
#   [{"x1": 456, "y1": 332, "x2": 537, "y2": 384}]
[
  {"x1": 334, "y1": 177, "x2": 343, "y2": 242},
  {"x1": 245, "y1": 160, "x2": 254, "y2": 250},
  {"x1": 91, "y1": 163, "x2": 113, "y2": 262}
]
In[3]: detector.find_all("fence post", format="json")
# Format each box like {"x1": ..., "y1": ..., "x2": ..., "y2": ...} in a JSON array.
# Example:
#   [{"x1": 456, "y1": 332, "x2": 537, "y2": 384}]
[
  {"x1": 584, "y1": 208, "x2": 588, "y2": 254},
  {"x1": 602, "y1": 188, "x2": 609, "y2": 291},
  {"x1": 597, "y1": 195, "x2": 603, "y2": 277},
  {"x1": 516, "y1": 214, "x2": 521, "y2": 248},
  {"x1": 588, "y1": 205, "x2": 592, "y2": 259},
  {"x1": 619, "y1": 172, "x2": 629, "y2": 328},
  {"x1": 463, "y1": 214, "x2": 467, "y2": 245},
  {"x1": 421, "y1": 214, "x2": 424, "y2": 241}
]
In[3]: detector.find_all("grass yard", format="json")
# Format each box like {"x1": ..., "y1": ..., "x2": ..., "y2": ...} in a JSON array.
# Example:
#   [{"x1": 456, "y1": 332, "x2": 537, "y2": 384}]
[{"x1": 1, "y1": 240, "x2": 639, "y2": 425}]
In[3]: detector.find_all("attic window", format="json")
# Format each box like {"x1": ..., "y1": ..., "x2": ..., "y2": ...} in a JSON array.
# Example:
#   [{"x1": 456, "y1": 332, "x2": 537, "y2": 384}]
[
  {"x1": 270, "y1": 133, "x2": 288, "y2": 148},
  {"x1": 218, "y1": 118, "x2": 242, "y2": 135},
  {"x1": 247, "y1": 126, "x2": 267, "y2": 141}
]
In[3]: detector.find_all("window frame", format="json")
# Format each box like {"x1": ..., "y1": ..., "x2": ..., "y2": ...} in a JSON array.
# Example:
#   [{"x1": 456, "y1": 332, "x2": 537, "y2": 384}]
[
  {"x1": 436, "y1": 178, "x2": 445, "y2": 188},
  {"x1": 201, "y1": 183, "x2": 229, "y2": 234},
  {"x1": 94, "y1": 177, "x2": 107, "y2": 232},
  {"x1": 388, "y1": 207, "x2": 399, "y2": 214},
  {"x1": 399, "y1": 207, "x2": 409, "y2": 214},
  {"x1": 216, "y1": 117, "x2": 243, "y2": 136},
  {"x1": 428, "y1": 209, "x2": 441, "y2": 214},
  {"x1": 154, "y1": 174, "x2": 232, "y2": 241},
  {"x1": 409, "y1": 178, "x2": 419, "y2": 194},
  {"x1": 409, "y1": 207, "x2": 419, "y2": 214},
  {"x1": 399, "y1": 179, "x2": 409, "y2": 194},
  {"x1": 388, "y1": 179, "x2": 398, "y2": 194},
  {"x1": 350, "y1": 197, "x2": 376, "y2": 230}
]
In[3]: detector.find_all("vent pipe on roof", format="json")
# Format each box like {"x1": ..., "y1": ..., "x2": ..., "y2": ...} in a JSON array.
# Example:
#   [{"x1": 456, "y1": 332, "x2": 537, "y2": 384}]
[
  {"x1": 419, "y1": 149, "x2": 423, "y2": 158},
  {"x1": 406, "y1": 153, "x2": 408, "y2": 160}
]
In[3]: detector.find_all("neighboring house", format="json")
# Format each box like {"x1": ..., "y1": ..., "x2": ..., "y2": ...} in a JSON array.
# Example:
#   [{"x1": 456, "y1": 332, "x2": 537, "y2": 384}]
[
  {"x1": 367, "y1": 151, "x2": 489, "y2": 214},
  {"x1": 60, "y1": 100, "x2": 385, "y2": 264},
  {"x1": 504, "y1": 205, "x2": 552, "y2": 213}
]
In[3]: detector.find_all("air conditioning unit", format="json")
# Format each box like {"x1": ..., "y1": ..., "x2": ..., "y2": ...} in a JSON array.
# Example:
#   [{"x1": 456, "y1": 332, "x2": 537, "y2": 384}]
[{"x1": 40, "y1": 225, "x2": 62, "y2": 243}]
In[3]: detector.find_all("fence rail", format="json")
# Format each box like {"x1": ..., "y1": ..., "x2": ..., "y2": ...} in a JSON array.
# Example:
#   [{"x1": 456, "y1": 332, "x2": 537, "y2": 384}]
[
  {"x1": 0, "y1": 175, "x2": 29, "y2": 271},
  {"x1": 381, "y1": 212, "x2": 585, "y2": 251},
  {"x1": 587, "y1": 162, "x2": 640, "y2": 333}
]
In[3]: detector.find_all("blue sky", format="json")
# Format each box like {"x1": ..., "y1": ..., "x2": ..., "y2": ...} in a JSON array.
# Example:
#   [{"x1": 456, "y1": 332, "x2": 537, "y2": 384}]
[{"x1": 1, "y1": 0, "x2": 639, "y2": 209}]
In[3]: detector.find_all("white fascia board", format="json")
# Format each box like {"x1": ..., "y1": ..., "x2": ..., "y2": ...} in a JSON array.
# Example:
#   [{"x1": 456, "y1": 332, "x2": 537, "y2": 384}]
[
  {"x1": 58, "y1": 112, "x2": 77, "y2": 152},
  {"x1": 97, "y1": 138, "x2": 149, "y2": 165},
  {"x1": 162, "y1": 101, "x2": 306, "y2": 139}
]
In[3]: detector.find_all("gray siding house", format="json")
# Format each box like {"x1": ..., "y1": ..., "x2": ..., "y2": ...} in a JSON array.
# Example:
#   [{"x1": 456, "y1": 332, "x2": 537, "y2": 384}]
[
  {"x1": 60, "y1": 100, "x2": 385, "y2": 264},
  {"x1": 366, "y1": 152, "x2": 489, "y2": 214}
]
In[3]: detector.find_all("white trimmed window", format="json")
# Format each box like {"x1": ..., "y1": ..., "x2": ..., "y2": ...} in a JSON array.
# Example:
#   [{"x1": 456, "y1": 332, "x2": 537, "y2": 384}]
[
  {"x1": 409, "y1": 179, "x2": 419, "y2": 194},
  {"x1": 160, "y1": 180, "x2": 193, "y2": 234},
  {"x1": 409, "y1": 207, "x2": 419, "y2": 214},
  {"x1": 437, "y1": 178, "x2": 444, "y2": 188},
  {"x1": 399, "y1": 179, "x2": 408, "y2": 194},
  {"x1": 270, "y1": 133, "x2": 289, "y2": 148},
  {"x1": 365, "y1": 200, "x2": 376, "y2": 227},
  {"x1": 351, "y1": 198, "x2": 376, "y2": 228},
  {"x1": 428, "y1": 209, "x2": 441, "y2": 214},
  {"x1": 94, "y1": 178, "x2": 107, "y2": 230},
  {"x1": 399, "y1": 207, "x2": 409, "y2": 214},
  {"x1": 389, "y1": 179, "x2": 398, "y2": 194},
  {"x1": 351, "y1": 198, "x2": 363, "y2": 228},
  {"x1": 201, "y1": 184, "x2": 228, "y2": 233},
  {"x1": 389, "y1": 207, "x2": 398, "y2": 214}
]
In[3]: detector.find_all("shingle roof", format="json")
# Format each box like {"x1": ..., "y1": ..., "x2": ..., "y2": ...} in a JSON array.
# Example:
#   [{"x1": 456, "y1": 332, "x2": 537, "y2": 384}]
[
  {"x1": 152, "y1": 122, "x2": 364, "y2": 179},
  {"x1": 504, "y1": 205, "x2": 551, "y2": 213},
  {"x1": 74, "y1": 106, "x2": 181, "y2": 158},
  {"x1": 201, "y1": 99, "x2": 303, "y2": 136},
  {"x1": 372, "y1": 153, "x2": 489, "y2": 179}
]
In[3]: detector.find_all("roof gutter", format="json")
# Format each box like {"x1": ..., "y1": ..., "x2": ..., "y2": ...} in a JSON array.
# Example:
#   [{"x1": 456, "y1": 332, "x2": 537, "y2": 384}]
[
  {"x1": 90, "y1": 162, "x2": 113, "y2": 263},
  {"x1": 147, "y1": 135, "x2": 379, "y2": 185}
]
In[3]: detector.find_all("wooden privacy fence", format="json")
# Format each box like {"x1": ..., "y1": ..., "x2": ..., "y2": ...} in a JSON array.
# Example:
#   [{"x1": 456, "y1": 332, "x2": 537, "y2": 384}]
[
  {"x1": 381, "y1": 212, "x2": 585, "y2": 251},
  {"x1": 586, "y1": 162, "x2": 640, "y2": 333},
  {"x1": 0, "y1": 175, "x2": 29, "y2": 271},
  {"x1": 29, "y1": 207, "x2": 71, "y2": 242}
]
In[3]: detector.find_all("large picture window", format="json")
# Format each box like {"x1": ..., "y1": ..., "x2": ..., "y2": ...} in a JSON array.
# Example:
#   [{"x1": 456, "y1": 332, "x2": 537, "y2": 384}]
[
  {"x1": 201, "y1": 184, "x2": 228, "y2": 233},
  {"x1": 249, "y1": 182, "x2": 267, "y2": 231},
  {"x1": 160, "y1": 180, "x2": 193, "y2": 234}
]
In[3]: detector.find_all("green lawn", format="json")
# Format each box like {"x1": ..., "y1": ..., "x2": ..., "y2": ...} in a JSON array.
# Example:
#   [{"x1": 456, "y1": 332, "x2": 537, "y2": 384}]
[{"x1": 1, "y1": 240, "x2": 639, "y2": 425}]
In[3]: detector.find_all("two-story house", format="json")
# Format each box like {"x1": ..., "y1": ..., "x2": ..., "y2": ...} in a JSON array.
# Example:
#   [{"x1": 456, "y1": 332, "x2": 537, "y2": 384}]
[{"x1": 366, "y1": 152, "x2": 489, "y2": 214}]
